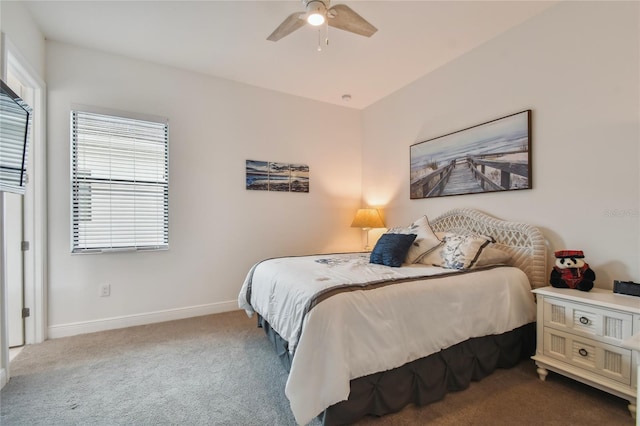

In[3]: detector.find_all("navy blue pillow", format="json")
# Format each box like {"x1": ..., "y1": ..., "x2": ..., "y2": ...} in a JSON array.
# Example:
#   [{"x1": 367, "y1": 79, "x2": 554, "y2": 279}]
[{"x1": 370, "y1": 233, "x2": 417, "y2": 267}]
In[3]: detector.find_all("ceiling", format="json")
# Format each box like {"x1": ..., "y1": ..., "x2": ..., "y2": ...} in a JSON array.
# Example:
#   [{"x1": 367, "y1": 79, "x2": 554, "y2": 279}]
[{"x1": 23, "y1": 1, "x2": 556, "y2": 109}]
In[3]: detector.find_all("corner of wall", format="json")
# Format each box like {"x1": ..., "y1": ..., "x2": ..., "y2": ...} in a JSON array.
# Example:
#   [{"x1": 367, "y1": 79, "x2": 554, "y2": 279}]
[{"x1": 0, "y1": 367, "x2": 7, "y2": 389}]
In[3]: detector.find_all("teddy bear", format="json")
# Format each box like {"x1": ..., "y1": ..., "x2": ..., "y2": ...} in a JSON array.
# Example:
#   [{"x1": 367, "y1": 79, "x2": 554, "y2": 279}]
[{"x1": 550, "y1": 250, "x2": 595, "y2": 292}]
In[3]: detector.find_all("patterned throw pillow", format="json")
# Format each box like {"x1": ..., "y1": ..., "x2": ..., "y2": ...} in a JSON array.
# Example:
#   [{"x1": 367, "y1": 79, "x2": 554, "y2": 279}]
[
  {"x1": 370, "y1": 233, "x2": 417, "y2": 267},
  {"x1": 387, "y1": 216, "x2": 441, "y2": 264},
  {"x1": 419, "y1": 233, "x2": 510, "y2": 269},
  {"x1": 440, "y1": 233, "x2": 495, "y2": 270}
]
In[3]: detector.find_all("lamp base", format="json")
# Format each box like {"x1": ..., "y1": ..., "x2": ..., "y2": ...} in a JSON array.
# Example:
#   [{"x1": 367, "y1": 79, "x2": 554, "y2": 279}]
[{"x1": 363, "y1": 228, "x2": 372, "y2": 251}]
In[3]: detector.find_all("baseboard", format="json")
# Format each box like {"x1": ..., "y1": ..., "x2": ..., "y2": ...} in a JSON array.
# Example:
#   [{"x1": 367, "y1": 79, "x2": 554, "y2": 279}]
[{"x1": 48, "y1": 300, "x2": 238, "y2": 339}]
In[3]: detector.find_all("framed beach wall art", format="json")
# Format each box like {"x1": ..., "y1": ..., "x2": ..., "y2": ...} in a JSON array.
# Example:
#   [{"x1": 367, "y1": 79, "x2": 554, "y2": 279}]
[
  {"x1": 246, "y1": 160, "x2": 309, "y2": 193},
  {"x1": 410, "y1": 110, "x2": 531, "y2": 199},
  {"x1": 290, "y1": 164, "x2": 310, "y2": 193},
  {"x1": 269, "y1": 162, "x2": 291, "y2": 192},
  {"x1": 246, "y1": 160, "x2": 269, "y2": 190}
]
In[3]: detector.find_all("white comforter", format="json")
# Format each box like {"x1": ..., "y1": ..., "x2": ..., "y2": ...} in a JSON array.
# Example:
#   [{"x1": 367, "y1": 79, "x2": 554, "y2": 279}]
[{"x1": 238, "y1": 253, "x2": 536, "y2": 425}]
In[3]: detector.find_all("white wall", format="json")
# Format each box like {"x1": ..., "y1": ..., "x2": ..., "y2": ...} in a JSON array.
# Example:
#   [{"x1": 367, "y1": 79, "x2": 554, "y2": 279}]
[
  {"x1": 46, "y1": 41, "x2": 363, "y2": 336},
  {"x1": 361, "y1": 1, "x2": 640, "y2": 288},
  {"x1": 0, "y1": 1, "x2": 45, "y2": 78}
]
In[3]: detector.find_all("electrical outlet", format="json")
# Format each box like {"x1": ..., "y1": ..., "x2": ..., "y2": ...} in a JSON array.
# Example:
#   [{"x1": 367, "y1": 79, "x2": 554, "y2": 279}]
[{"x1": 100, "y1": 283, "x2": 110, "y2": 297}]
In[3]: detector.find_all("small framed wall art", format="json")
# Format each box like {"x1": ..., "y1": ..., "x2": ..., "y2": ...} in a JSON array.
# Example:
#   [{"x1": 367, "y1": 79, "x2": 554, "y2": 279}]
[{"x1": 246, "y1": 160, "x2": 309, "y2": 193}]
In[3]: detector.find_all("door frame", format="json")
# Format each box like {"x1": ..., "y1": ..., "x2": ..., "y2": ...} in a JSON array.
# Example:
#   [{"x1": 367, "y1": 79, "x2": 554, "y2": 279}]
[
  {"x1": 0, "y1": 33, "x2": 47, "y2": 387},
  {"x1": 6, "y1": 38, "x2": 48, "y2": 346}
]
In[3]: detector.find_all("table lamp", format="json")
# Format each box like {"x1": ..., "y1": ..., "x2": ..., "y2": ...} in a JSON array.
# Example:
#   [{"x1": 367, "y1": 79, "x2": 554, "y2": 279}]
[{"x1": 351, "y1": 208, "x2": 385, "y2": 251}]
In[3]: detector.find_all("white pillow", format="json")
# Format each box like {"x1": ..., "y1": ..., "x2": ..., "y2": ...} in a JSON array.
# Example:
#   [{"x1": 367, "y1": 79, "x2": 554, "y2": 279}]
[
  {"x1": 387, "y1": 215, "x2": 442, "y2": 264},
  {"x1": 419, "y1": 231, "x2": 467, "y2": 267},
  {"x1": 419, "y1": 243, "x2": 445, "y2": 266},
  {"x1": 440, "y1": 233, "x2": 494, "y2": 270},
  {"x1": 419, "y1": 233, "x2": 511, "y2": 269},
  {"x1": 474, "y1": 246, "x2": 511, "y2": 268}
]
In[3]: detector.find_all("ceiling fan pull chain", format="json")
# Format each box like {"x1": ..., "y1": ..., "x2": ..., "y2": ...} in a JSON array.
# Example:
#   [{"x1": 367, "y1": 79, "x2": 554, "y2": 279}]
[
  {"x1": 325, "y1": 20, "x2": 329, "y2": 46},
  {"x1": 317, "y1": 29, "x2": 322, "y2": 51}
]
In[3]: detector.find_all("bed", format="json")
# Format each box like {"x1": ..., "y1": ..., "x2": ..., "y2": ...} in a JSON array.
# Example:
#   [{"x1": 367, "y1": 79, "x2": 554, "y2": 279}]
[{"x1": 238, "y1": 208, "x2": 546, "y2": 425}]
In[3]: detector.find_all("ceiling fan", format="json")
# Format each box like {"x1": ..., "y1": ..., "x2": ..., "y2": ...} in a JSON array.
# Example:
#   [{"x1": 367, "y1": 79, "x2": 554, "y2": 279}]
[{"x1": 267, "y1": 0, "x2": 378, "y2": 42}]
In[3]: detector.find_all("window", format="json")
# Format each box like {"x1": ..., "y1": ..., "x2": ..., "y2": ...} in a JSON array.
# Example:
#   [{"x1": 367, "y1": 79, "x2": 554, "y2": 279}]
[
  {"x1": 0, "y1": 79, "x2": 32, "y2": 194},
  {"x1": 71, "y1": 109, "x2": 169, "y2": 253}
]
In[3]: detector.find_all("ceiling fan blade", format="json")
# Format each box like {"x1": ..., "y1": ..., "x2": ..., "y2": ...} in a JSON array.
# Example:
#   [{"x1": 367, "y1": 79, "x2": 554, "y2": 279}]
[
  {"x1": 327, "y1": 4, "x2": 377, "y2": 37},
  {"x1": 267, "y1": 12, "x2": 306, "y2": 42}
]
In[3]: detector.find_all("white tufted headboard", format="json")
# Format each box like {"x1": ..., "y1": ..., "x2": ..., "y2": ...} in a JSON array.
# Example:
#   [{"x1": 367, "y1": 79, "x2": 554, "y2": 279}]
[{"x1": 431, "y1": 208, "x2": 547, "y2": 290}]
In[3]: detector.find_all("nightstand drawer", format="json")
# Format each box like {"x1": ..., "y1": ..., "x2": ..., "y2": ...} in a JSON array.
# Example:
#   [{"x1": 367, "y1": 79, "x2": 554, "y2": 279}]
[
  {"x1": 543, "y1": 297, "x2": 633, "y2": 343},
  {"x1": 543, "y1": 327, "x2": 632, "y2": 385}
]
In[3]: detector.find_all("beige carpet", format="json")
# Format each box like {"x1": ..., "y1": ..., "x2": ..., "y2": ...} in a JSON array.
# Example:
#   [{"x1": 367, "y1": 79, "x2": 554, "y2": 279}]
[{"x1": 1, "y1": 310, "x2": 635, "y2": 425}]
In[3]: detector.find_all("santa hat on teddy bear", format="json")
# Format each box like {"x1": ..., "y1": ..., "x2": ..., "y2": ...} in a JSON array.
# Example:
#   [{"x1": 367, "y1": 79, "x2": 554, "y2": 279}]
[{"x1": 555, "y1": 249, "x2": 585, "y2": 259}]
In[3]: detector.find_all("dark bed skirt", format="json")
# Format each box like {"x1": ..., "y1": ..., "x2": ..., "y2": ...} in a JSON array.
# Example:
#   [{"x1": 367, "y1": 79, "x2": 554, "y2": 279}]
[{"x1": 257, "y1": 316, "x2": 535, "y2": 425}]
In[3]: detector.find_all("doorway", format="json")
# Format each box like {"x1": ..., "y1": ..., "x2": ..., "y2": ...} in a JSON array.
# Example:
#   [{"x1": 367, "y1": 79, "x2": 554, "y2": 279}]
[
  {"x1": 1, "y1": 37, "x2": 47, "y2": 388},
  {"x1": 4, "y1": 69, "x2": 33, "y2": 350}
]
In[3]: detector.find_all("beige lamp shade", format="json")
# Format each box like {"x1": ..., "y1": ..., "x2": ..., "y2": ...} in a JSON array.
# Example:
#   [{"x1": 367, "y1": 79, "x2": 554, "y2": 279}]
[{"x1": 350, "y1": 208, "x2": 385, "y2": 230}]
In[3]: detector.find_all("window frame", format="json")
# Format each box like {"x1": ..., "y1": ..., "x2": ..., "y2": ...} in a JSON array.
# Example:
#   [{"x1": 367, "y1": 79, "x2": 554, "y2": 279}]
[
  {"x1": 70, "y1": 105, "x2": 169, "y2": 254},
  {"x1": 0, "y1": 79, "x2": 32, "y2": 194}
]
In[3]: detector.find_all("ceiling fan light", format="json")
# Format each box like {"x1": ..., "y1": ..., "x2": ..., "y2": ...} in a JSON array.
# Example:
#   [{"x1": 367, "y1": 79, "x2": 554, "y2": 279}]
[
  {"x1": 307, "y1": 13, "x2": 325, "y2": 26},
  {"x1": 306, "y1": 1, "x2": 326, "y2": 26}
]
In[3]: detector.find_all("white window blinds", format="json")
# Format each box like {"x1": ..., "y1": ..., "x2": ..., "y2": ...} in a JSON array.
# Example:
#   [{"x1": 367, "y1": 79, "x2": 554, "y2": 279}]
[
  {"x1": 0, "y1": 80, "x2": 31, "y2": 194},
  {"x1": 71, "y1": 109, "x2": 169, "y2": 253}
]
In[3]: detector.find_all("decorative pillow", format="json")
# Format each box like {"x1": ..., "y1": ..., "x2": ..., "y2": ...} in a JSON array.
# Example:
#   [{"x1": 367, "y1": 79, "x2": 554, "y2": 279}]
[
  {"x1": 418, "y1": 231, "x2": 467, "y2": 266},
  {"x1": 387, "y1": 216, "x2": 441, "y2": 264},
  {"x1": 474, "y1": 246, "x2": 511, "y2": 268},
  {"x1": 418, "y1": 242, "x2": 445, "y2": 266},
  {"x1": 440, "y1": 233, "x2": 494, "y2": 270},
  {"x1": 419, "y1": 233, "x2": 509, "y2": 269},
  {"x1": 370, "y1": 233, "x2": 417, "y2": 267}
]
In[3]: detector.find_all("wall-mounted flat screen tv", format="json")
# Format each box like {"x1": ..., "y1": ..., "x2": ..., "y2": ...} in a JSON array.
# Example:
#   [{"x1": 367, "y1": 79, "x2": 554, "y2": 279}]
[{"x1": 0, "y1": 79, "x2": 32, "y2": 194}]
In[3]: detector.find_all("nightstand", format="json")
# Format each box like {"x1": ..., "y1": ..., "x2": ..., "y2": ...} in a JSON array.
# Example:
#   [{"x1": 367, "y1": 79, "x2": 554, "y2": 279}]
[
  {"x1": 622, "y1": 332, "x2": 640, "y2": 426},
  {"x1": 532, "y1": 286, "x2": 640, "y2": 418}
]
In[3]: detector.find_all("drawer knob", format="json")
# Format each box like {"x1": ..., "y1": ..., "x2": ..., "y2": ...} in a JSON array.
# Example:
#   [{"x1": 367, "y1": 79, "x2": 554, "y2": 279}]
[
  {"x1": 578, "y1": 348, "x2": 588, "y2": 357},
  {"x1": 579, "y1": 316, "x2": 589, "y2": 325}
]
